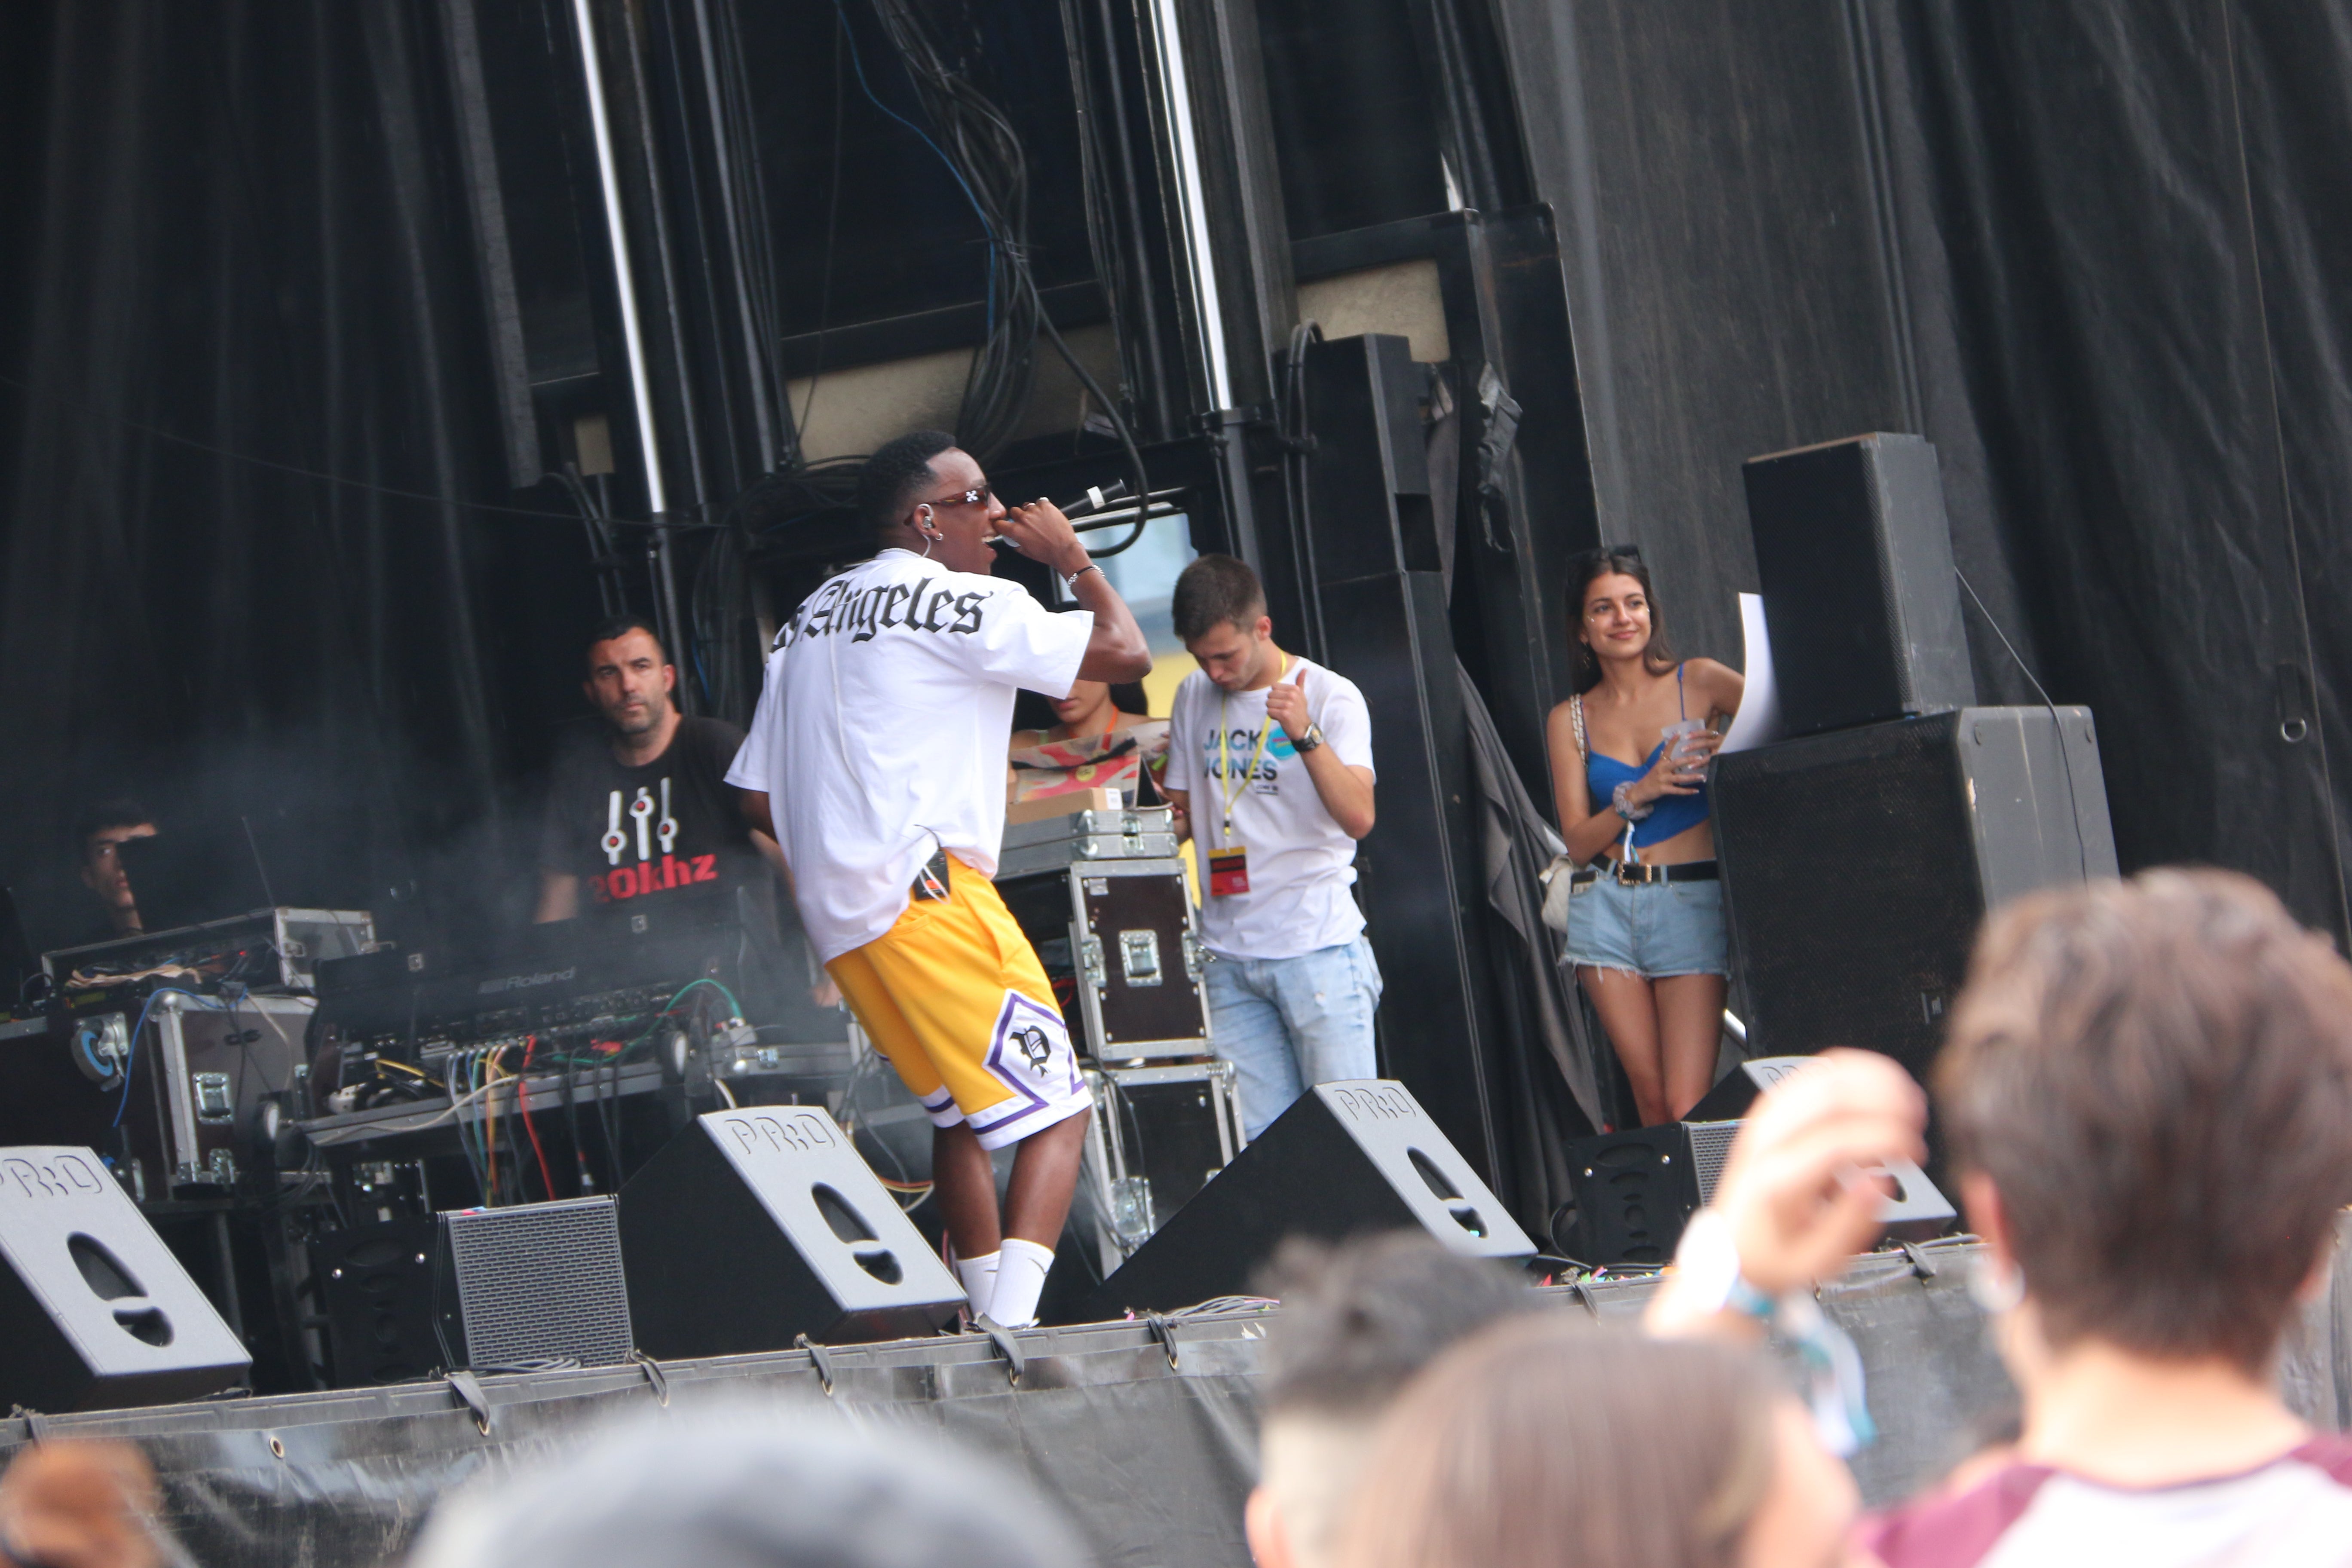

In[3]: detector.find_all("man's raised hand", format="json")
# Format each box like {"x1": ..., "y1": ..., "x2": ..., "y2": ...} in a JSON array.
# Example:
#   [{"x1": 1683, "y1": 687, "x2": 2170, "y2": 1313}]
[
  {"x1": 995, "y1": 497, "x2": 1087, "y2": 578},
  {"x1": 1265, "y1": 668, "x2": 1311, "y2": 740}
]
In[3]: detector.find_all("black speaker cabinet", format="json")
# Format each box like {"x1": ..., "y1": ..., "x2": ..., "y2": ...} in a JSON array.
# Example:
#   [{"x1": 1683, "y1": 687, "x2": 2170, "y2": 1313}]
[
  {"x1": 1713, "y1": 707, "x2": 2116, "y2": 1084},
  {"x1": 315, "y1": 1217, "x2": 442, "y2": 1386},
  {"x1": 1561, "y1": 1115, "x2": 1955, "y2": 1266},
  {"x1": 619, "y1": 1108, "x2": 964, "y2": 1352},
  {"x1": 1067, "y1": 1081, "x2": 1533, "y2": 1322},
  {"x1": 1744, "y1": 433, "x2": 1976, "y2": 738},
  {"x1": 0, "y1": 1147, "x2": 251, "y2": 1411},
  {"x1": 1560, "y1": 1126, "x2": 1698, "y2": 1266}
]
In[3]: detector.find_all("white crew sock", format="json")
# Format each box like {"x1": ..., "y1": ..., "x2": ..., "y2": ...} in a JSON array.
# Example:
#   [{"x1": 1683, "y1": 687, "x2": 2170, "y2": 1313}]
[
  {"x1": 986, "y1": 1237, "x2": 1057, "y2": 1328},
  {"x1": 955, "y1": 1251, "x2": 1001, "y2": 1314}
]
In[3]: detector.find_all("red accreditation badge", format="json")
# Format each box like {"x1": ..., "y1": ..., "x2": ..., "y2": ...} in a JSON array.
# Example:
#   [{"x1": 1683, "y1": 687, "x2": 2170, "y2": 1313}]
[{"x1": 1207, "y1": 844, "x2": 1251, "y2": 897}]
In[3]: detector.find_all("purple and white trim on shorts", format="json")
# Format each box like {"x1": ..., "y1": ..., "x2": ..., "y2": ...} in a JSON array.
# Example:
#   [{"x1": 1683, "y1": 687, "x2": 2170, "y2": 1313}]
[{"x1": 965, "y1": 990, "x2": 1089, "y2": 1151}]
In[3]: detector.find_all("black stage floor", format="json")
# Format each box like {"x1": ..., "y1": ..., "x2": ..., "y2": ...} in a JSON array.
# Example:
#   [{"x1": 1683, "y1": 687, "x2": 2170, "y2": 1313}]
[{"x1": 7, "y1": 1233, "x2": 2349, "y2": 1568}]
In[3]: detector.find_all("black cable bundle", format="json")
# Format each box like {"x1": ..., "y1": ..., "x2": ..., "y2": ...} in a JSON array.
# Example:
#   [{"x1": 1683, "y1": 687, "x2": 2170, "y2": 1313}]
[
  {"x1": 859, "y1": 0, "x2": 1037, "y2": 459},
  {"x1": 1057, "y1": 0, "x2": 1172, "y2": 449},
  {"x1": 1280, "y1": 319, "x2": 1328, "y2": 659},
  {"x1": 845, "y1": 0, "x2": 1152, "y2": 553},
  {"x1": 686, "y1": 512, "x2": 759, "y2": 718},
  {"x1": 701, "y1": 0, "x2": 796, "y2": 474},
  {"x1": 554, "y1": 464, "x2": 631, "y2": 618}
]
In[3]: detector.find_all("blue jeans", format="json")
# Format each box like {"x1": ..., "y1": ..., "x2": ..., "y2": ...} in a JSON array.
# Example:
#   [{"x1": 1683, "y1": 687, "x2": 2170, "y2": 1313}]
[{"x1": 1204, "y1": 936, "x2": 1384, "y2": 1139}]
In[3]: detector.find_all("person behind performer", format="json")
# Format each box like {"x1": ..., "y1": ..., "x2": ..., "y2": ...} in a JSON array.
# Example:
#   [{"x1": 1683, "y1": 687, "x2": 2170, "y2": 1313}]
[
  {"x1": 1161, "y1": 554, "x2": 1378, "y2": 1141},
  {"x1": 1648, "y1": 871, "x2": 2352, "y2": 1565},
  {"x1": 729, "y1": 430, "x2": 1151, "y2": 1329},
  {"x1": 69, "y1": 800, "x2": 158, "y2": 944},
  {"x1": 1007, "y1": 680, "x2": 1169, "y2": 808},
  {"x1": 1336, "y1": 1317, "x2": 1859, "y2": 1568},
  {"x1": 1545, "y1": 547, "x2": 1743, "y2": 1127},
  {"x1": 408, "y1": 1406, "x2": 1084, "y2": 1568},
  {"x1": 535, "y1": 616, "x2": 787, "y2": 925},
  {"x1": 1246, "y1": 1234, "x2": 1539, "y2": 1568}
]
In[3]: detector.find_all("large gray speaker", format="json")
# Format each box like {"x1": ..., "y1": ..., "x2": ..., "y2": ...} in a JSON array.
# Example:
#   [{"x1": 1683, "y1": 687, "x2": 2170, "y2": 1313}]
[
  {"x1": 1713, "y1": 707, "x2": 2116, "y2": 1085},
  {"x1": 1745, "y1": 433, "x2": 1976, "y2": 738},
  {"x1": 1068, "y1": 1081, "x2": 1533, "y2": 1322},
  {"x1": 0, "y1": 1147, "x2": 250, "y2": 1410},
  {"x1": 619, "y1": 1109, "x2": 965, "y2": 1352}
]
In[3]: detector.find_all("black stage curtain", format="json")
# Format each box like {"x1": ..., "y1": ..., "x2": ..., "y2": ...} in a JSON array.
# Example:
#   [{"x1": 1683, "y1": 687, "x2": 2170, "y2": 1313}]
[
  {"x1": 0, "y1": 3, "x2": 602, "y2": 952},
  {"x1": 1891, "y1": 0, "x2": 2351, "y2": 935},
  {"x1": 1497, "y1": 0, "x2": 2352, "y2": 940}
]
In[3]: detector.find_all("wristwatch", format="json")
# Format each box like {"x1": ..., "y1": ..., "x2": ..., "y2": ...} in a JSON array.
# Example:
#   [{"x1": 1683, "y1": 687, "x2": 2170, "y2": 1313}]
[{"x1": 1293, "y1": 723, "x2": 1325, "y2": 753}]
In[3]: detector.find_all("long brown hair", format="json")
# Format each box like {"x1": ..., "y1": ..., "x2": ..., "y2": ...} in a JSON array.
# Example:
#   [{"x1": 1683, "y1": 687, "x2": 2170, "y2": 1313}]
[
  {"x1": 1335, "y1": 1317, "x2": 1780, "y2": 1568},
  {"x1": 1568, "y1": 546, "x2": 1678, "y2": 694}
]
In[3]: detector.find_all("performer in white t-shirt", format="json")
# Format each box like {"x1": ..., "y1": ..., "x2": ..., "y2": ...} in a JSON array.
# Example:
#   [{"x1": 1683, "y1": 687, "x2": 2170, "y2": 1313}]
[
  {"x1": 729, "y1": 430, "x2": 1151, "y2": 1328},
  {"x1": 1160, "y1": 554, "x2": 1380, "y2": 1139}
]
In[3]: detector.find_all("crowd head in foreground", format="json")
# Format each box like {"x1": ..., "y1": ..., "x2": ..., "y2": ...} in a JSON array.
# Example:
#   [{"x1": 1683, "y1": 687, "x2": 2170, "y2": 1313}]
[
  {"x1": 1246, "y1": 1234, "x2": 1539, "y2": 1568},
  {"x1": 408, "y1": 1407, "x2": 1086, "y2": 1568}
]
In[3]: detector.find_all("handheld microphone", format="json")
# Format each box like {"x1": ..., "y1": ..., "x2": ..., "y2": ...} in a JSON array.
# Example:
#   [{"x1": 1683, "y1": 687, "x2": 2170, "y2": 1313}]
[
  {"x1": 1060, "y1": 478, "x2": 1132, "y2": 517},
  {"x1": 988, "y1": 479, "x2": 1136, "y2": 547}
]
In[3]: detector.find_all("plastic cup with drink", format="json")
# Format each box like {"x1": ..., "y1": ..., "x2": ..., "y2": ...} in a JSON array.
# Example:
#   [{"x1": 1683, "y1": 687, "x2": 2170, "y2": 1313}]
[{"x1": 1660, "y1": 719, "x2": 1710, "y2": 784}]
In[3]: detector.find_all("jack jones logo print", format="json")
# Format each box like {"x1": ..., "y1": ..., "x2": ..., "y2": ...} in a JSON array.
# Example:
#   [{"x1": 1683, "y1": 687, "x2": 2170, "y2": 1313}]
[{"x1": 1199, "y1": 724, "x2": 1298, "y2": 793}]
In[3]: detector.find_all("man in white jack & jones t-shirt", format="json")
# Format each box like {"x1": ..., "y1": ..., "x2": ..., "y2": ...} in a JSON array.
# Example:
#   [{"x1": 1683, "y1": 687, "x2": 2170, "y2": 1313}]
[{"x1": 1161, "y1": 554, "x2": 1380, "y2": 1139}]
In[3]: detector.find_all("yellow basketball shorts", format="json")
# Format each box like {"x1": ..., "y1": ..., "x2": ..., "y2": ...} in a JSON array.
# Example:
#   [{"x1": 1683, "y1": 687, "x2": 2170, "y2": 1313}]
[{"x1": 825, "y1": 853, "x2": 1089, "y2": 1151}]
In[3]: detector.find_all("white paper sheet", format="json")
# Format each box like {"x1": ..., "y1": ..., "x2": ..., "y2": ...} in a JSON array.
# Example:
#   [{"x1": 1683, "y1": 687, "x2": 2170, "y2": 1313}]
[{"x1": 1717, "y1": 592, "x2": 1782, "y2": 755}]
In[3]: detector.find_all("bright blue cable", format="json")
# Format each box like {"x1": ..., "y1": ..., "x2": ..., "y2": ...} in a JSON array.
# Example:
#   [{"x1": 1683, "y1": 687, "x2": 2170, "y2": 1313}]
[
  {"x1": 830, "y1": 0, "x2": 991, "y2": 235},
  {"x1": 117, "y1": 988, "x2": 219, "y2": 1129},
  {"x1": 830, "y1": 0, "x2": 998, "y2": 336}
]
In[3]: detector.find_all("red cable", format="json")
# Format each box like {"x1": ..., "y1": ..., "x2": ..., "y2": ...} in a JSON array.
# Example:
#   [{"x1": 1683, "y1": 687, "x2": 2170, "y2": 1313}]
[{"x1": 521, "y1": 1035, "x2": 560, "y2": 1200}]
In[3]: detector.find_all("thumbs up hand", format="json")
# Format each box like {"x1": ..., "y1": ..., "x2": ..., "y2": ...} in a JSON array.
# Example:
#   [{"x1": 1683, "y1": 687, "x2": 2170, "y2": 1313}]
[{"x1": 1265, "y1": 668, "x2": 1312, "y2": 742}]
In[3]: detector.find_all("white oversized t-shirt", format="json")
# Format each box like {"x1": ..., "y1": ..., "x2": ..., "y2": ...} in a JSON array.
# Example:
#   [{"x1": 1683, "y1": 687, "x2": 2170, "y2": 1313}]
[
  {"x1": 726, "y1": 549, "x2": 1092, "y2": 963},
  {"x1": 1162, "y1": 657, "x2": 1375, "y2": 961}
]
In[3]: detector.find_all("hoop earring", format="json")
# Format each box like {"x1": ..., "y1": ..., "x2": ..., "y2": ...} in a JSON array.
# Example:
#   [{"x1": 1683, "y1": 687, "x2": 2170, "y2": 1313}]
[{"x1": 1967, "y1": 1252, "x2": 2025, "y2": 1314}]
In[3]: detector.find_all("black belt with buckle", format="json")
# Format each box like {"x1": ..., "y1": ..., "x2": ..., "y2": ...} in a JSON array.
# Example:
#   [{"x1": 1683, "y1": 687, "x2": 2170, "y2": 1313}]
[{"x1": 1569, "y1": 858, "x2": 1720, "y2": 888}]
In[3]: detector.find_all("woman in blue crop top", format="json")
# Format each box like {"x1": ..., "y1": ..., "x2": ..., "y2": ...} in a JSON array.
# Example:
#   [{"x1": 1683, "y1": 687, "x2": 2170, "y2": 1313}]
[{"x1": 1544, "y1": 548, "x2": 1744, "y2": 1127}]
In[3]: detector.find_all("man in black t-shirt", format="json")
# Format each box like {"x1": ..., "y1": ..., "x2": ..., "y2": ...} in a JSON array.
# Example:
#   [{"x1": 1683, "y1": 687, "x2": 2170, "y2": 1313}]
[{"x1": 535, "y1": 617, "x2": 778, "y2": 924}]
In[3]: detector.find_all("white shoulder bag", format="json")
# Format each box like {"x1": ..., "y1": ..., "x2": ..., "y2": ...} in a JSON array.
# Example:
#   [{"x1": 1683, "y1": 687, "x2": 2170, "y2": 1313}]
[{"x1": 1538, "y1": 695, "x2": 1584, "y2": 933}]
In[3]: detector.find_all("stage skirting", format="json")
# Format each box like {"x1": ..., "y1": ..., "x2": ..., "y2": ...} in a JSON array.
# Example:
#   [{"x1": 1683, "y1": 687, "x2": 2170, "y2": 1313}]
[{"x1": 8, "y1": 1231, "x2": 2350, "y2": 1568}]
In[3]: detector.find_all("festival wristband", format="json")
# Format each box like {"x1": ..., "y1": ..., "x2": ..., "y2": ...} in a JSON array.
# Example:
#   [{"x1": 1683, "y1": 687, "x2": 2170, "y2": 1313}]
[{"x1": 1668, "y1": 1209, "x2": 1878, "y2": 1457}]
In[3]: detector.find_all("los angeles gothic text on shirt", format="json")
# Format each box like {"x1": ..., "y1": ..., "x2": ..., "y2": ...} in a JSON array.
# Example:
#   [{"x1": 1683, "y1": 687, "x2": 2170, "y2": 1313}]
[{"x1": 780, "y1": 574, "x2": 987, "y2": 647}]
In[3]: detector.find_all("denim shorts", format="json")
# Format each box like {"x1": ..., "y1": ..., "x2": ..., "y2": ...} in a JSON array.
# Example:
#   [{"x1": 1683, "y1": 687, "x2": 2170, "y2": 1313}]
[{"x1": 1563, "y1": 870, "x2": 1730, "y2": 980}]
